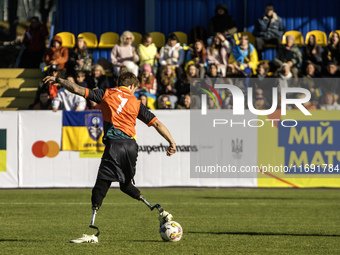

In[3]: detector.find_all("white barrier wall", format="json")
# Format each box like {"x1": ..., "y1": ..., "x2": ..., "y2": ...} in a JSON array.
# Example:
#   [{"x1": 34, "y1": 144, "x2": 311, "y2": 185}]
[{"x1": 0, "y1": 110, "x2": 256, "y2": 188}]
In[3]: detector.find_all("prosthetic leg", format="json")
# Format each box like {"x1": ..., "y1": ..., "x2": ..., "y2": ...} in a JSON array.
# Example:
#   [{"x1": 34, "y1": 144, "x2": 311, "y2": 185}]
[
  {"x1": 89, "y1": 209, "x2": 100, "y2": 237},
  {"x1": 139, "y1": 195, "x2": 173, "y2": 226}
]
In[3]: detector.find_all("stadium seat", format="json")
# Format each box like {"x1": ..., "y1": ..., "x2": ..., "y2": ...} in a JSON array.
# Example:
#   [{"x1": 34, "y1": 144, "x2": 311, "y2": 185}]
[
  {"x1": 149, "y1": 32, "x2": 165, "y2": 48},
  {"x1": 328, "y1": 30, "x2": 340, "y2": 44},
  {"x1": 78, "y1": 32, "x2": 98, "y2": 49},
  {"x1": 234, "y1": 31, "x2": 256, "y2": 46},
  {"x1": 98, "y1": 32, "x2": 119, "y2": 48},
  {"x1": 282, "y1": 31, "x2": 304, "y2": 47},
  {"x1": 56, "y1": 32, "x2": 75, "y2": 49},
  {"x1": 172, "y1": 31, "x2": 188, "y2": 46},
  {"x1": 305, "y1": 30, "x2": 327, "y2": 47},
  {"x1": 131, "y1": 32, "x2": 142, "y2": 46}
]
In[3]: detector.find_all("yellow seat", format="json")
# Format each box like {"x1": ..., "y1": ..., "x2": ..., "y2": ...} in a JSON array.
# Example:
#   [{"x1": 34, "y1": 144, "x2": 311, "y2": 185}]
[
  {"x1": 172, "y1": 31, "x2": 188, "y2": 46},
  {"x1": 305, "y1": 30, "x2": 327, "y2": 47},
  {"x1": 282, "y1": 30, "x2": 304, "y2": 47},
  {"x1": 78, "y1": 32, "x2": 98, "y2": 49},
  {"x1": 234, "y1": 31, "x2": 256, "y2": 46},
  {"x1": 149, "y1": 32, "x2": 165, "y2": 48},
  {"x1": 328, "y1": 30, "x2": 340, "y2": 44},
  {"x1": 131, "y1": 32, "x2": 142, "y2": 46},
  {"x1": 98, "y1": 32, "x2": 119, "y2": 48},
  {"x1": 56, "y1": 32, "x2": 75, "y2": 49}
]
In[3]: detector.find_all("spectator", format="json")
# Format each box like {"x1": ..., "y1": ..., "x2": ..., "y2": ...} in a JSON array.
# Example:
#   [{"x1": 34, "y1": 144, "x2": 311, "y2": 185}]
[
  {"x1": 68, "y1": 37, "x2": 93, "y2": 76},
  {"x1": 137, "y1": 33, "x2": 159, "y2": 74},
  {"x1": 19, "y1": 16, "x2": 48, "y2": 68},
  {"x1": 205, "y1": 63, "x2": 222, "y2": 78},
  {"x1": 31, "y1": 89, "x2": 52, "y2": 110},
  {"x1": 176, "y1": 94, "x2": 191, "y2": 109},
  {"x1": 158, "y1": 65, "x2": 178, "y2": 108},
  {"x1": 274, "y1": 34, "x2": 302, "y2": 78},
  {"x1": 249, "y1": 62, "x2": 273, "y2": 103},
  {"x1": 228, "y1": 34, "x2": 258, "y2": 76},
  {"x1": 207, "y1": 33, "x2": 230, "y2": 76},
  {"x1": 294, "y1": 93, "x2": 317, "y2": 110},
  {"x1": 139, "y1": 94, "x2": 148, "y2": 108},
  {"x1": 321, "y1": 62, "x2": 340, "y2": 96},
  {"x1": 303, "y1": 34, "x2": 323, "y2": 73},
  {"x1": 87, "y1": 64, "x2": 110, "y2": 90},
  {"x1": 301, "y1": 62, "x2": 320, "y2": 99},
  {"x1": 177, "y1": 64, "x2": 198, "y2": 97},
  {"x1": 207, "y1": 95, "x2": 221, "y2": 109},
  {"x1": 52, "y1": 76, "x2": 87, "y2": 112},
  {"x1": 45, "y1": 35, "x2": 69, "y2": 76},
  {"x1": 139, "y1": 64, "x2": 157, "y2": 95},
  {"x1": 253, "y1": 95, "x2": 268, "y2": 110},
  {"x1": 253, "y1": 3, "x2": 285, "y2": 52},
  {"x1": 321, "y1": 92, "x2": 340, "y2": 110},
  {"x1": 159, "y1": 33, "x2": 185, "y2": 79},
  {"x1": 275, "y1": 64, "x2": 298, "y2": 96},
  {"x1": 159, "y1": 95, "x2": 171, "y2": 109},
  {"x1": 322, "y1": 31, "x2": 340, "y2": 67},
  {"x1": 111, "y1": 31, "x2": 139, "y2": 77},
  {"x1": 42, "y1": 64, "x2": 60, "y2": 99},
  {"x1": 186, "y1": 39, "x2": 208, "y2": 78},
  {"x1": 208, "y1": 4, "x2": 237, "y2": 39},
  {"x1": 76, "y1": 71, "x2": 88, "y2": 88}
]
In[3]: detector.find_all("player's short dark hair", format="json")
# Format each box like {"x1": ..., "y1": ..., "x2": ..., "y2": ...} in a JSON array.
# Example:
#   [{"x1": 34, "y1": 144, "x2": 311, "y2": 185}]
[{"x1": 118, "y1": 72, "x2": 140, "y2": 88}]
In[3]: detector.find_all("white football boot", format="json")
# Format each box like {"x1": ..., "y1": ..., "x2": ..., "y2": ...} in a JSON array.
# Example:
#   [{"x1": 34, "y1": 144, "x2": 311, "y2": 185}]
[
  {"x1": 158, "y1": 211, "x2": 173, "y2": 226},
  {"x1": 69, "y1": 234, "x2": 98, "y2": 243}
]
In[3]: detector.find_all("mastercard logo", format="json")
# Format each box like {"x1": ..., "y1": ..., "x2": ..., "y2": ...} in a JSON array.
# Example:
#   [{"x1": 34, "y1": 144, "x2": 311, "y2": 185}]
[{"x1": 32, "y1": 141, "x2": 60, "y2": 158}]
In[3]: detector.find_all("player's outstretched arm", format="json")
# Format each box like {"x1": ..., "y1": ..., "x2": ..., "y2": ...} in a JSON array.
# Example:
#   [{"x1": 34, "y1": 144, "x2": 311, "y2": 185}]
[
  {"x1": 152, "y1": 120, "x2": 176, "y2": 157},
  {"x1": 43, "y1": 76, "x2": 86, "y2": 97}
]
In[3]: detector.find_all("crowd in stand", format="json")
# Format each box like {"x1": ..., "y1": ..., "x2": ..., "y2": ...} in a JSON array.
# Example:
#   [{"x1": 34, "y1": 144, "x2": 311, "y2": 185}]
[{"x1": 21, "y1": 3, "x2": 340, "y2": 111}]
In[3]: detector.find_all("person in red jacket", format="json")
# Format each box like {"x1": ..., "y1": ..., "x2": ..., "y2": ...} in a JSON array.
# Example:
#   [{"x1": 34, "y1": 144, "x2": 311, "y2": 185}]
[
  {"x1": 19, "y1": 16, "x2": 48, "y2": 68},
  {"x1": 45, "y1": 35, "x2": 69, "y2": 76}
]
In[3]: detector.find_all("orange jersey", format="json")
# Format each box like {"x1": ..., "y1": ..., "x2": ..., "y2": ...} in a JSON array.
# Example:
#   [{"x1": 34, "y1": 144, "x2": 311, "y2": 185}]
[{"x1": 85, "y1": 87, "x2": 157, "y2": 139}]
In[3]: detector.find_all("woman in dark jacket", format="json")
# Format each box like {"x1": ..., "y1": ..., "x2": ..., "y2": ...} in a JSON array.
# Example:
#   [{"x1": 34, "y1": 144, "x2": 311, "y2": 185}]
[
  {"x1": 87, "y1": 64, "x2": 110, "y2": 90},
  {"x1": 303, "y1": 34, "x2": 323, "y2": 73}
]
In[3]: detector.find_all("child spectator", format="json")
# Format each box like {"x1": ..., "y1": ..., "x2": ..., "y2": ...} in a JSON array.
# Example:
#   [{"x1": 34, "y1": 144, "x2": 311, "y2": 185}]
[
  {"x1": 68, "y1": 37, "x2": 93, "y2": 76},
  {"x1": 111, "y1": 31, "x2": 139, "y2": 77},
  {"x1": 137, "y1": 33, "x2": 159, "y2": 74},
  {"x1": 207, "y1": 33, "x2": 230, "y2": 76},
  {"x1": 139, "y1": 64, "x2": 157, "y2": 95},
  {"x1": 321, "y1": 92, "x2": 340, "y2": 110},
  {"x1": 322, "y1": 31, "x2": 340, "y2": 67},
  {"x1": 139, "y1": 94, "x2": 148, "y2": 108},
  {"x1": 52, "y1": 76, "x2": 86, "y2": 112},
  {"x1": 87, "y1": 64, "x2": 110, "y2": 90},
  {"x1": 303, "y1": 35, "x2": 323, "y2": 73},
  {"x1": 19, "y1": 16, "x2": 48, "y2": 68},
  {"x1": 76, "y1": 71, "x2": 88, "y2": 88},
  {"x1": 45, "y1": 35, "x2": 69, "y2": 76},
  {"x1": 159, "y1": 95, "x2": 171, "y2": 109},
  {"x1": 228, "y1": 34, "x2": 258, "y2": 76},
  {"x1": 158, "y1": 65, "x2": 177, "y2": 96},
  {"x1": 186, "y1": 39, "x2": 207, "y2": 78},
  {"x1": 159, "y1": 33, "x2": 185, "y2": 79},
  {"x1": 31, "y1": 90, "x2": 52, "y2": 110}
]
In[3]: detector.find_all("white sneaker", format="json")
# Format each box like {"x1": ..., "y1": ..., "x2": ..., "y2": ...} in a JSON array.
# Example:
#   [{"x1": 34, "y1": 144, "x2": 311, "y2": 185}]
[
  {"x1": 69, "y1": 234, "x2": 98, "y2": 243},
  {"x1": 158, "y1": 211, "x2": 173, "y2": 226}
]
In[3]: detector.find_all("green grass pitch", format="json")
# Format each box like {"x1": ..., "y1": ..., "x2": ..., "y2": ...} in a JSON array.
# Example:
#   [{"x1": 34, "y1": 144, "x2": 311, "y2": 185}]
[{"x1": 0, "y1": 188, "x2": 340, "y2": 254}]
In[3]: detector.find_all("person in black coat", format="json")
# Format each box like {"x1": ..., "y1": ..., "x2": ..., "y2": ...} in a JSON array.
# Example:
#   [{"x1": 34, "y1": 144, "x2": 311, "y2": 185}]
[
  {"x1": 87, "y1": 64, "x2": 110, "y2": 90},
  {"x1": 208, "y1": 4, "x2": 237, "y2": 38}
]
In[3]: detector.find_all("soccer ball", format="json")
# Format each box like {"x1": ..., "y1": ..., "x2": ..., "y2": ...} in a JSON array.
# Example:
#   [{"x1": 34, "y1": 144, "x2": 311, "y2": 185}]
[{"x1": 159, "y1": 221, "x2": 183, "y2": 242}]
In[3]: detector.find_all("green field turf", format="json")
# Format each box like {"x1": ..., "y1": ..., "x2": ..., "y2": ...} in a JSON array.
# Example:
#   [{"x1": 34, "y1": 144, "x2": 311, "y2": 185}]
[{"x1": 0, "y1": 188, "x2": 340, "y2": 254}]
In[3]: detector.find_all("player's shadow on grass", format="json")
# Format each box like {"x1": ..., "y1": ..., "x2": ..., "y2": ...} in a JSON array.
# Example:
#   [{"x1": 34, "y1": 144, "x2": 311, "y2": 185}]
[
  {"x1": 188, "y1": 231, "x2": 340, "y2": 237},
  {"x1": 201, "y1": 197, "x2": 340, "y2": 200}
]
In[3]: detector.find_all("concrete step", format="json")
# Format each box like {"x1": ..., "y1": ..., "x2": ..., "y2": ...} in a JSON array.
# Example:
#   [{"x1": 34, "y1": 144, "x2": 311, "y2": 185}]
[
  {"x1": 0, "y1": 97, "x2": 34, "y2": 109},
  {"x1": 0, "y1": 87, "x2": 37, "y2": 97},
  {"x1": 0, "y1": 69, "x2": 43, "y2": 78},
  {"x1": 0, "y1": 78, "x2": 41, "y2": 89}
]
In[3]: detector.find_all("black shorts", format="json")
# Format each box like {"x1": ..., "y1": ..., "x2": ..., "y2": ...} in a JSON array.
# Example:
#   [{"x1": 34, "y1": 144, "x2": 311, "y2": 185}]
[{"x1": 97, "y1": 139, "x2": 138, "y2": 183}]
